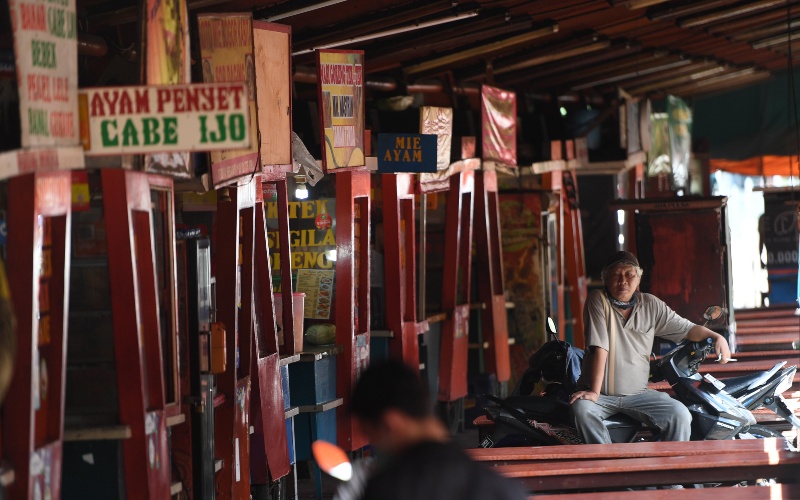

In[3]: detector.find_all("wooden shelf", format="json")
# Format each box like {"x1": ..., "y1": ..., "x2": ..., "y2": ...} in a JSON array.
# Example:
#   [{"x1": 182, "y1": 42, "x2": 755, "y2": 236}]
[
  {"x1": 64, "y1": 425, "x2": 132, "y2": 442},
  {"x1": 280, "y1": 353, "x2": 301, "y2": 366},
  {"x1": 523, "y1": 151, "x2": 647, "y2": 176},
  {"x1": 166, "y1": 413, "x2": 186, "y2": 428},
  {"x1": 170, "y1": 482, "x2": 183, "y2": 496},
  {"x1": 297, "y1": 345, "x2": 343, "y2": 362},
  {"x1": 297, "y1": 398, "x2": 343, "y2": 414},
  {"x1": 371, "y1": 329, "x2": 394, "y2": 338}
]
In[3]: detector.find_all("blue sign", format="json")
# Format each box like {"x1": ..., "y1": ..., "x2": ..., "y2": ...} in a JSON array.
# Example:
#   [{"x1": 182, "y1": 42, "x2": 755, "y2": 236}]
[{"x1": 377, "y1": 133, "x2": 437, "y2": 173}]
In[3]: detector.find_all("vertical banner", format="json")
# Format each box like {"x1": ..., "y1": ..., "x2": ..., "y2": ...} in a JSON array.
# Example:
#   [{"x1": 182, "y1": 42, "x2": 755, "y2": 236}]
[
  {"x1": 499, "y1": 193, "x2": 546, "y2": 353},
  {"x1": 197, "y1": 13, "x2": 260, "y2": 187},
  {"x1": 253, "y1": 22, "x2": 293, "y2": 173},
  {"x1": 265, "y1": 197, "x2": 336, "y2": 296},
  {"x1": 419, "y1": 106, "x2": 453, "y2": 171},
  {"x1": 145, "y1": 0, "x2": 191, "y2": 177},
  {"x1": 9, "y1": 0, "x2": 80, "y2": 147},
  {"x1": 667, "y1": 94, "x2": 692, "y2": 190},
  {"x1": 481, "y1": 85, "x2": 517, "y2": 168},
  {"x1": 316, "y1": 50, "x2": 365, "y2": 172}
]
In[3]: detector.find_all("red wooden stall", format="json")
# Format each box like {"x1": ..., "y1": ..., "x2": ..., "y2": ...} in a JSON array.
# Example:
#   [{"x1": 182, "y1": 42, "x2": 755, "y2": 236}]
[
  {"x1": 474, "y1": 170, "x2": 511, "y2": 385},
  {"x1": 335, "y1": 170, "x2": 371, "y2": 451},
  {"x1": 4, "y1": 171, "x2": 72, "y2": 500},
  {"x1": 102, "y1": 170, "x2": 174, "y2": 498},
  {"x1": 381, "y1": 173, "x2": 424, "y2": 370},
  {"x1": 419, "y1": 165, "x2": 477, "y2": 403}
]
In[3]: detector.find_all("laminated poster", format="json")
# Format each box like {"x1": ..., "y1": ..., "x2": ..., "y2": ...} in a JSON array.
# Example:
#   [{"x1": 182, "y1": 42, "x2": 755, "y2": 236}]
[
  {"x1": 295, "y1": 269, "x2": 335, "y2": 320},
  {"x1": 481, "y1": 85, "x2": 517, "y2": 168}
]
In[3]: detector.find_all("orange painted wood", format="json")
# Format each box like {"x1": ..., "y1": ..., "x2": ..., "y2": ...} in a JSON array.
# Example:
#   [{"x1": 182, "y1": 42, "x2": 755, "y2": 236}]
[
  {"x1": 528, "y1": 484, "x2": 800, "y2": 500},
  {"x1": 439, "y1": 170, "x2": 476, "y2": 401},
  {"x1": 474, "y1": 171, "x2": 511, "y2": 383},
  {"x1": 496, "y1": 449, "x2": 800, "y2": 491},
  {"x1": 5, "y1": 172, "x2": 71, "y2": 500},
  {"x1": 382, "y1": 173, "x2": 420, "y2": 369},
  {"x1": 736, "y1": 333, "x2": 799, "y2": 345},
  {"x1": 468, "y1": 437, "x2": 793, "y2": 462}
]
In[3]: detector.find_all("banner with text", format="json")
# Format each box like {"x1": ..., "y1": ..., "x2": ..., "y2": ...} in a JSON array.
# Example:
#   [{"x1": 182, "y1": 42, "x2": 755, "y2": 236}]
[
  {"x1": 79, "y1": 83, "x2": 251, "y2": 155},
  {"x1": 197, "y1": 13, "x2": 260, "y2": 188},
  {"x1": 316, "y1": 49, "x2": 365, "y2": 172},
  {"x1": 145, "y1": 0, "x2": 191, "y2": 177},
  {"x1": 10, "y1": 0, "x2": 80, "y2": 148},
  {"x1": 481, "y1": 84, "x2": 517, "y2": 168},
  {"x1": 377, "y1": 133, "x2": 437, "y2": 173},
  {"x1": 265, "y1": 197, "x2": 336, "y2": 302}
]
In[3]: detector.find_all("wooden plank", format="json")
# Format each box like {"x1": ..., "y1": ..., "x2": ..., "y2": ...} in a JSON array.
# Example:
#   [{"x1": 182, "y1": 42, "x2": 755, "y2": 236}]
[
  {"x1": 527, "y1": 483, "x2": 800, "y2": 499},
  {"x1": 496, "y1": 449, "x2": 800, "y2": 491},
  {"x1": 166, "y1": 413, "x2": 186, "y2": 427},
  {"x1": 737, "y1": 325, "x2": 800, "y2": 334},
  {"x1": 736, "y1": 333, "x2": 798, "y2": 345},
  {"x1": 170, "y1": 482, "x2": 183, "y2": 496},
  {"x1": 63, "y1": 425, "x2": 133, "y2": 442},
  {"x1": 468, "y1": 437, "x2": 791, "y2": 463}
]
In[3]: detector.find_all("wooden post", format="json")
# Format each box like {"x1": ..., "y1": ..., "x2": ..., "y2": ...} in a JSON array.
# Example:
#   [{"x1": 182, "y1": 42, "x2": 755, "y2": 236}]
[
  {"x1": 335, "y1": 171, "x2": 371, "y2": 451},
  {"x1": 101, "y1": 170, "x2": 171, "y2": 498},
  {"x1": 381, "y1": 173, "x2": 422, "y2": 369},
  {"x1": 474, "y1": 170, "x2": 510, "y2": 384},
  {"x1": 4, "y1": 172, "x2": 71, "y2": 500},
  {"x1": 214, "y1": 179, "x2": 257, "y2": 499},
  {"x1": 438, "y1": 169, "x2": 476, "y2": 402}
]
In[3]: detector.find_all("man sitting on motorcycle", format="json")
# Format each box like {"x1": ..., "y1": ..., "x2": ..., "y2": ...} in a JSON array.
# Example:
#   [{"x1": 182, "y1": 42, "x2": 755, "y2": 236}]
[{"x1": 569, "y1": 251, "x2": 732, "y2": 444}]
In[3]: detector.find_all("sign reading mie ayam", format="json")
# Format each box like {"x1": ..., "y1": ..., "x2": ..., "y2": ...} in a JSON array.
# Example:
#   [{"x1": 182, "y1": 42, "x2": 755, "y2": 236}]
[
  {"x1": 80, "y1": 83, "x2": 251, "y2": 155},
  {"x1": 316, "y1": 50, "x2": 365, "y2": 172},
  {"x1": 10, "y1": 0, "x2": 80, "y2": 147}
]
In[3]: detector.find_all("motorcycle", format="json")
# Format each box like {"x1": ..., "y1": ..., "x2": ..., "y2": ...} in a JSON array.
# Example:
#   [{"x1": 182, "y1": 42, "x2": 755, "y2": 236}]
[{"x1": 480, "y1": 307, "x2": 800, "y2": 448}]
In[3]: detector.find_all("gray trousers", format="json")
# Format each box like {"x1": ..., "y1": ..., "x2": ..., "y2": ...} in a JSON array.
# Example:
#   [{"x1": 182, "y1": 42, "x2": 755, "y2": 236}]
[{"x1": 570, "y1": 390, "x2": 692, "y2": 444}]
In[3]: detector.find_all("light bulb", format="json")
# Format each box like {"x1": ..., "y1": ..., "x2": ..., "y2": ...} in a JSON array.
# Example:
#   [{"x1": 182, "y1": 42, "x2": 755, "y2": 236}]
[{"x1": 294, "y1": 174, "x2": 309, "y2": 200}]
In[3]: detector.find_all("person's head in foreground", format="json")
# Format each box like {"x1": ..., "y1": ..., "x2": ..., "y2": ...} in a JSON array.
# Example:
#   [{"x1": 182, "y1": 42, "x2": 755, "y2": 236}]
[{"x1": 350, "y1": 359, "x2": 448, "y2": 455}]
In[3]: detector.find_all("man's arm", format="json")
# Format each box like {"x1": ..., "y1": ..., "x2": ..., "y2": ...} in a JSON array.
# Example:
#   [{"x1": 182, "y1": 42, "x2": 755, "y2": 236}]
[
  {"x1": 684, "y1": 325, "x2": 732, "y2": 363},
  {"x1": 569, "y1": 346, "x2": 607, "y2": 404}
]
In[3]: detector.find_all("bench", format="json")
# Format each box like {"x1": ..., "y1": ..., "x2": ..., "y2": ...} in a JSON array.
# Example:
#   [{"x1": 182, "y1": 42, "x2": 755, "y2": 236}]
[
  {"x1": 527, "y1": 484, "x2": 800, "y2": 499},
  {"x1": 490, "y1": 445, "x2": 800, "y2": 492},
  {"x1": 468, "y1": 437, "x2": 794, "y2": 464}
]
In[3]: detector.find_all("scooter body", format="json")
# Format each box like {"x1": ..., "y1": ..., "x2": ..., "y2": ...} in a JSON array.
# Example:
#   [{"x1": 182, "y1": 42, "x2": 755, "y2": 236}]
[{"x1": 481, "y1": 337, "x2": 798, "y2": 448}]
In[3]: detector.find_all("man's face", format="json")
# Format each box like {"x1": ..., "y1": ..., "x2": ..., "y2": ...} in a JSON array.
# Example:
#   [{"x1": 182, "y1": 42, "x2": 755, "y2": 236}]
[{"x1": 604, "y1": 264, "x2": 640, "y2": 302}]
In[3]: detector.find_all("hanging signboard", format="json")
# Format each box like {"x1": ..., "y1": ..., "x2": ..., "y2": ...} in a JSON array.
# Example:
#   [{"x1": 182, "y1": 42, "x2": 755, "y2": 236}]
[
  {"x1": 481, "y1": 85, "x2": 517, "y2": 168},
  {"x1": 9, "y1": 0, "x2": 80, "y2": 148},
  {"x1": 377, "y1": 133, "x2": 437, "y2": 173},
  {"x1": 254, "y1": 21, "x2": 293, "y2": 175},
  {"x1": 145, "y1": 0, "x2": 191, "y2": 177},
  {"x1": 197, "y1": 13, "x2": 260, "y2": 188},
  {"x1": 79, "y1": 83, "x2": 251, "y2": 155},
  {"x1": 420, "y1": 106, "x2": 452, "y2": 171},
  {"x1": 316, "y1": 50, "x2": 365, "y2": 173}
]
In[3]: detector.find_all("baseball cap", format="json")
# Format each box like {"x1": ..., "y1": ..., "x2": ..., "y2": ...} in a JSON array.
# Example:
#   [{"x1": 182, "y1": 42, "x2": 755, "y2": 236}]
[{"x1": 604, "y1": 250, "x2": 639, "y2": 270}]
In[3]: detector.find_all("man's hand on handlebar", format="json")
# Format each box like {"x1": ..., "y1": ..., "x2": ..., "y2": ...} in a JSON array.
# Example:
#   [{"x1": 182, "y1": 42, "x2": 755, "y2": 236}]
[{"x1": 713, "y1": 335, "x2": 732, "y2": 364}]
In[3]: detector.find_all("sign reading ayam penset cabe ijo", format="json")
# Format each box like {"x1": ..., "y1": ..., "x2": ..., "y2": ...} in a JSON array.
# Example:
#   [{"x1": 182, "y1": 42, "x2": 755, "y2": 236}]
[
  {"x1": 10, "y1": 0, "x2": 80, "y2": 148},
  {"x1": 79, "y1": 83, "x2": 251, "y2": 155}
]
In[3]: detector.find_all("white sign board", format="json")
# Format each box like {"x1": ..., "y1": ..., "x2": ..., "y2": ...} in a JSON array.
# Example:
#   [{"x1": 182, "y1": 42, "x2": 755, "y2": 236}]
[
  {"x1": 10, "y1": 0, "x2": 80, "y2": 147},
  {"x1": 80, "y1": 83, "x2": 251, "y2": 155}
]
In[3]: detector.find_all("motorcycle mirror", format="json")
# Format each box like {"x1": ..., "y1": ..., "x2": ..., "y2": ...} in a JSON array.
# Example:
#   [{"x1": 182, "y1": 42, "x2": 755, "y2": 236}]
[
  {"x1": 547, "y1": 317, "x2": 557, "y2": 334},
  {"x1": 703, "y1": 305, "x2": 726, "y2": 322},
  {"x1": 312, "y1": 440, "x2": 352, "y2": 482}
]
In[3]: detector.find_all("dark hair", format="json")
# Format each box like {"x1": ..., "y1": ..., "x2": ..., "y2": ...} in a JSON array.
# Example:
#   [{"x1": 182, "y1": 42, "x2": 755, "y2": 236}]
[{"x1": 350, "y1": 359, "x2": 431, "y2": 424}]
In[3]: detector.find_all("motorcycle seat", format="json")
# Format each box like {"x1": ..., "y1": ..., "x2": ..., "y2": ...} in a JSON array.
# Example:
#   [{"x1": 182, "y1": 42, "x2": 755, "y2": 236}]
[
  {"x1": 719, "y1": 371, "x2": 777, "y2": 398},
  {"x1": 603, "y1": 412, "x2": 642, "y2": 429}
]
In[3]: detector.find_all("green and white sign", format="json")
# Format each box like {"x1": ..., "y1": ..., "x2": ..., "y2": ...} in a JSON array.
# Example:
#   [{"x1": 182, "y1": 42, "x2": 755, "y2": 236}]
[
  {"x1": 10, "y1": 0, "x2": 80, "y2": 147},
  {"x1": 80, "y1": 83, "x2": 251, "y2": 155}
]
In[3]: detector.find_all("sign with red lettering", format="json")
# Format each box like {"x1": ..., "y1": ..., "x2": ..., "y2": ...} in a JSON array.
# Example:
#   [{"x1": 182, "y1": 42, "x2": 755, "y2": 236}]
[
  {"x1": 197, "y1": 13, "x2": 261, "y2": 188},
  {"x1": 146, "y1": 0, "x2": 191, "y2": 177},
  {"x1": 481, "y1": 85, "x2": 517, "y2": 168},
  {"x1": 9, "y1": 0, "x2": 79, "y2": 147},
  {"x1": 316, "y1": 50, "x2": 365, "y2": 173},
  {"x1": 78, "y1": 83, "x2": 251, "y2": 155}
]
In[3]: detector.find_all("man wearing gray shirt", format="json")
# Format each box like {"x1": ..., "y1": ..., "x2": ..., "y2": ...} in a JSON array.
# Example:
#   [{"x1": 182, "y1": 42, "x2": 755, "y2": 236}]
[{"x1": 569, "y1": 251, "x2": 732, "y2": 444}]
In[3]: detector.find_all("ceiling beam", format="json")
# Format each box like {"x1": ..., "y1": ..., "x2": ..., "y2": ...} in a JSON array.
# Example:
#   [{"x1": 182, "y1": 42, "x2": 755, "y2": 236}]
[
  {"x1": 402, "y1": 21, "x2": 559, "y2": 76},
  {"x1": 729, "y1": 16, "x2": 800, "y2": 41},
  {"x1": 705, "y1": 7, "x2": 792, "y2": 35},
  {"x1": 668, "y1": 71, "x2": 771, "y2": 96},
  {"x1": 601, "y1": 60, "x2": 720, "y2": 92},
  {"x1": 752, "y1": 30, "x2": 800, "y2": 49},
  {"x1": 571, "y1": 56, "x2": 694, "y2": 90},
  {"x1": 665, "y1": 67, "x2": 766, "y2": 94},
  {"x1": 648, "y1": 0, "x2": 739, "y2": 22},
  {"x1": 628, "y1": 65, "x2": 729, "y2": 94},
  {"x1": 678, "y1": 0, "x2": 789, "y2": 29}
]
